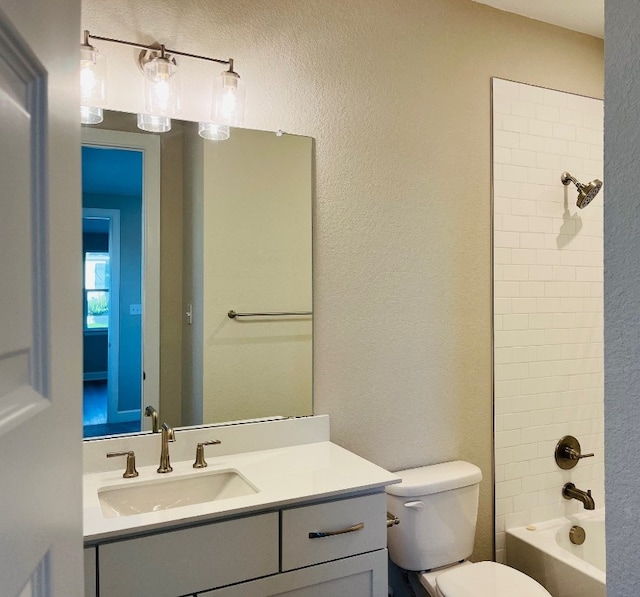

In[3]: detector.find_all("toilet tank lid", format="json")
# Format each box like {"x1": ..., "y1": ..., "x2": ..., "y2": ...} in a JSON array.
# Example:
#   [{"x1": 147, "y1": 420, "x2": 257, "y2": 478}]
[{"x1": 386, "y1": 461, "x2": 482, "y2": 497}]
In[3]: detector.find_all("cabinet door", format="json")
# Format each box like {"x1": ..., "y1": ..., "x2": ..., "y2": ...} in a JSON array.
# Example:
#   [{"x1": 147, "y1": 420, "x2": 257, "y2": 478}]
[
  {"x1": 200, "y1": 549, "x2": 388, "y2": 597},
  {"x1": 84, "y1": 547, "x2": 96, "y2": 597},
  {"x1": 99, "y1": 513, "x2": 278, "y2": 596}
]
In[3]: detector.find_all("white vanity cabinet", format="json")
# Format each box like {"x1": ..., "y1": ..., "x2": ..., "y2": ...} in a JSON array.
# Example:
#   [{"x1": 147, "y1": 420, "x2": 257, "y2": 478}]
[{"x1": 89, "y1": 493, "x2": 388, "y2": 597}]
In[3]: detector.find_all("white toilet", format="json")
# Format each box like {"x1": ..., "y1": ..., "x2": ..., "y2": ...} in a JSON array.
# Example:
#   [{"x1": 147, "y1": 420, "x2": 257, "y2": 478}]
[{"x1": 386, "y1": 461, "x2": 552, "y2": 597}]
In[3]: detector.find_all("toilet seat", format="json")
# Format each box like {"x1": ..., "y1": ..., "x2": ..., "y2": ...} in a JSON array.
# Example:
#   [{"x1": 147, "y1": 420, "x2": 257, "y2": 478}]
[{"x1": 435, "y1": 561, "x2": 551, "y2": 597}]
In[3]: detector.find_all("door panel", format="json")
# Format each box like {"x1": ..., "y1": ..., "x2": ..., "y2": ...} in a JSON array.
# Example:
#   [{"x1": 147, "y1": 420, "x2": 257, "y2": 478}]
[{"x1": 0, "y1": 1, "x2": 82, "y2": 595}]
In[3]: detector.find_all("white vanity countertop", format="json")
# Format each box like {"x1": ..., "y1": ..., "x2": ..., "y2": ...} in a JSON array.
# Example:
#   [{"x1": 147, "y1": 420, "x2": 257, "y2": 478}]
[{"x1": 83, "y1": 441, "x2": 400, "y2": 543}]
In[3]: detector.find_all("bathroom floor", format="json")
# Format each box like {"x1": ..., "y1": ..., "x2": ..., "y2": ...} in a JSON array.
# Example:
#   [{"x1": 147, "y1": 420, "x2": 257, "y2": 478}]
[{"x1": 83, "y1": 380, "x2": 140, "y2": 438}]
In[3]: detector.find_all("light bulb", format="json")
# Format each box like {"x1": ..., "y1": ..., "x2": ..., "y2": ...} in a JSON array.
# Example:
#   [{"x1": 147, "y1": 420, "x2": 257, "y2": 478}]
[
  {"x1": 80, "y1": 43, "x2": 106, "y2": 124},
  {"x1": 143, "y1": 55, "x2": 179, "y2": 117},
  {"x1": 211, "y1": 67, "x2": 245, "y2": 127}
]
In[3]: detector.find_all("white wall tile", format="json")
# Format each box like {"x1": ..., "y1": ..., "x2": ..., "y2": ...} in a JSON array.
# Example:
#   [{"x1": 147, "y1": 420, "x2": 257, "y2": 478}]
[
  {"x1": 552, "y1": 123, "x2": 576, "y2": 141},
  {"x1": 576, "y1": 126, "x2": 602, "y2": 145},
  {"x1": 494, "y1": 180, "x2": 520, "y2": 198},
  {"x1": 494, "y1": 147, "x2": 512, "y2": 164},
  {"x1": 528, "y1": 217, "x2": 553, "y2": 234},
  {"x1": 511, "y1": 100, "x2": 537, "y2": 118},
  {"x1": 567, "y1": 141, "x2": 590, "y2": 158},
  {"x1": 495, "y1": 130, "x2": 520, "y2": 148},
  {"x1": 535, "y1": 104, "x2": 560, "y2": 122},
  {"x1": 520, "y1": 134, "x2": 545, "y2": 152},
  {"x1": 494, "y1": 231, "x2": 520, "y2": 249},
  {"x1": 520, "y1": 282, "x2": 545, "y2": 298},
  {"x1": 511, "y1": 149, "x2": 537, "y2": 166},
  {"x1": 520, "y1": 233, "x2": 546, "y2": 249},
  {"x1": 511, "y1": 249, "x2": 537, "y2": 264},
  {"x1": 502, "y1": 114, "x2": 529, "y2": 133},
  {"x1": 492, "y1": 80, "x2": 603, "y2": 534},
  {"x1": 558, "y1": 107, "x2": 584, "y2": 127},
  {"x1": 543, "y1": 88, "x2": 569, "y2": 108},
  {"x1": 529, "y1": 119, "x2": 553, "y2": 137}
]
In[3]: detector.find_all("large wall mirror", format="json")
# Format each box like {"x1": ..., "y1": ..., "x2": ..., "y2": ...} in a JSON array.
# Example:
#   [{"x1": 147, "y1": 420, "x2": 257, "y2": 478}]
[{"x1": 82, "y1": 110, "x2": 313, "y2": 439}]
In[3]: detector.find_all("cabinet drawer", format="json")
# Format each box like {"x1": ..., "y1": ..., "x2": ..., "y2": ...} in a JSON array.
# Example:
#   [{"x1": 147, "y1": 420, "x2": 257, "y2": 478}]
[
  {"x1": 99, "y1": 513, "x2": 278, "y2": 597},
  {"x1": 200, "y1": 549, "x2": 389, "y2": 596},
  {"x1": 281, "y1": 493, "x2": 386, "y2": 571}
]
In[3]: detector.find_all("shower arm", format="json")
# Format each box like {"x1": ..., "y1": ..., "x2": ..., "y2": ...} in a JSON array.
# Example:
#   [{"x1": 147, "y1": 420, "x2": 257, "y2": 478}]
[{"x1": 561, "y1": 172, "x2": 581, "y2": 189}]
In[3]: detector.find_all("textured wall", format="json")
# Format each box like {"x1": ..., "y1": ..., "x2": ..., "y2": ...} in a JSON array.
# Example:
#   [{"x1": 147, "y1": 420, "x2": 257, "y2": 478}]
[
  {"x1": 492, "y1": 79, "x2": 603, "y2": 563},
  {"x1": 81, "y1": 0, "x2": 603, "y2": 562},
  {"x1": 604, "y1": 2, "x2": 640, "y2": 595}
]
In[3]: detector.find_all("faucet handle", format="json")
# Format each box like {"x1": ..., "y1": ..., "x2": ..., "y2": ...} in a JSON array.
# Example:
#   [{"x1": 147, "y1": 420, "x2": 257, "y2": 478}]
[
  {"x1": 566, "y1": 447, "x2": 595, "y2": 460},
  {"x1": 107, "y1": 450, "x2": 139, "y2": 478},
  {"x1": 193, "y1": 440, "x2": 222, "y2": 468},
  {"x1": 555, "y1": 435, "x2": 594, "y2": 469}
]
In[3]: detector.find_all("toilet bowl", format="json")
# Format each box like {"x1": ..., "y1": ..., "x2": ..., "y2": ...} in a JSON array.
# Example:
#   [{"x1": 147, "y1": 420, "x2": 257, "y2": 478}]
[
  {"x1": 386, "y1": 461, "x2": 552, "y2": 597},
  {"x1": 425, "y1": 561, "x2": 551, "y2": 597}
]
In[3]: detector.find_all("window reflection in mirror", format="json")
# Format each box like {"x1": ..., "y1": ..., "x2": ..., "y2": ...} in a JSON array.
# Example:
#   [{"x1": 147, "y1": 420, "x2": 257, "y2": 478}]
[{"x1": 84, "y1": 251, "x2": 110, "y2": 330}]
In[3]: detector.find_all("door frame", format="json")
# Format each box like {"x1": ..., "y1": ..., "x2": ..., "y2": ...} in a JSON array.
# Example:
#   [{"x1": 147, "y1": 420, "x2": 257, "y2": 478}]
[{"x1": 82, "y1": 128, "x2": 161, "y2": 427}]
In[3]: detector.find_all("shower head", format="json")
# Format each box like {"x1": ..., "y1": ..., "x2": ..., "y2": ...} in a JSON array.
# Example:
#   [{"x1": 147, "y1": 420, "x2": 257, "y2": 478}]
[{"x1": 561, "y1": 171, "x2": 603, "y2": 209}]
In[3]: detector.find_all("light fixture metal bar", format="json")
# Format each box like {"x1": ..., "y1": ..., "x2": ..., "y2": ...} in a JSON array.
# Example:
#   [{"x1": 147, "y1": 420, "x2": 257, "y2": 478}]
[{"x1": 85, "y1": 31, "x2": 231, "y2": 67}]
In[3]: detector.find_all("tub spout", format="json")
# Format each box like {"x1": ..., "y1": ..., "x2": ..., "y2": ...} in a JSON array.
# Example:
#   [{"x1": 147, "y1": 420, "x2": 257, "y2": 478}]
[{"x1": 562, "y1": 482, "x2": 595, "y2": 510}]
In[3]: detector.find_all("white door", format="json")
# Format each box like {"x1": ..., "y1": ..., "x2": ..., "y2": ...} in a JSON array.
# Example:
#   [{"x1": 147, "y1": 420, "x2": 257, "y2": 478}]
[{"x1": 0, "y1": 0, "x2": 82, "y2": 596}]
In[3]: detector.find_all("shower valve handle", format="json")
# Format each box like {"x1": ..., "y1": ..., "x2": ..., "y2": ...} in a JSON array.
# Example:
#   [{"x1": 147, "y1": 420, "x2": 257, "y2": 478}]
[
  {"x1": 555, "y1": 435, "x2": 594, "y2": 470},
  {"x1": 566, "y1": 447, "x2": 594, "y2": 460}
]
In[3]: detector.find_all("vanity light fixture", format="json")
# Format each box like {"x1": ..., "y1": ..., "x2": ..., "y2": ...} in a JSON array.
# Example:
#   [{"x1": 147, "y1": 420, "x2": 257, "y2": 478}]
[{"x1": 81, "y1": 31, "x2": 246, "y2": 137}]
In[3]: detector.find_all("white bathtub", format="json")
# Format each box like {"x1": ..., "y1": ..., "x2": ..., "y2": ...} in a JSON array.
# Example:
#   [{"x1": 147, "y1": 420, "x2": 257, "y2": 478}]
[{"x1": 506, "y1": 509, "x2": 605, "y2": 597}]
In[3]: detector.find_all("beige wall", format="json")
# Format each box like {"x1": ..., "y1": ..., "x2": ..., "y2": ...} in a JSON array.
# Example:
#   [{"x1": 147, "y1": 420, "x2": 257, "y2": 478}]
[{"x1": 82, "y1": 0, "x2": 603, "y2": 561}]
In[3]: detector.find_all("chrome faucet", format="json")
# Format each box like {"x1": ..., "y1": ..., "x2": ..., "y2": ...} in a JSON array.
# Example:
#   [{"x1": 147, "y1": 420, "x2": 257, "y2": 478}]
[
  {"x1": 562, "y1": 482, "x2": 595, "y2": 510},
  {"x1": 157, "y1": 422, "x2": 175, "y2": 473}
]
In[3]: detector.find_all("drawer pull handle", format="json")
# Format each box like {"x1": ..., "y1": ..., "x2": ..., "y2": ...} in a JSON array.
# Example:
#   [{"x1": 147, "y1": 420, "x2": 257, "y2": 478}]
[{"x1": 308, "y1": 522, "x2": 364, "y2": 539}]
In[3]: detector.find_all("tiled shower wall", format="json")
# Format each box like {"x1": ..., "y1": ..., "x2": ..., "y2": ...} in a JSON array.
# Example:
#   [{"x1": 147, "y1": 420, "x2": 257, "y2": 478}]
[{"x1": 492, "y1": 79, "x2": 604, "y2": 563}]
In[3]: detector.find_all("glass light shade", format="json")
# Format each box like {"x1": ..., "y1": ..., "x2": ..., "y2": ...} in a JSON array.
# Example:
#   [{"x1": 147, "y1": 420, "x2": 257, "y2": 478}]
[
  {"x1": 137, "y1": 113, "x2": 171, "y2": 133},
  {"x1": 81, "y1": 106, "x2": 103, "y2": 125},
  {"x1": 80, "y1": 44, "x2": 106, "y2": 124},
  {"x1": 198, "y1": 122, "x2": 230, "y2": 141},
  {"x1": 211, "y1": 69, "x2": 245, "y2": 127},
  {"x1": 143, "y1": 56, "x2": 180, "y2": 117}
]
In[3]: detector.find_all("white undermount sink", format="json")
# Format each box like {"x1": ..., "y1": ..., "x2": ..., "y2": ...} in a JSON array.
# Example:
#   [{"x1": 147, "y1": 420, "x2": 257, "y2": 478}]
[{"x1": 98, "y1": 469, "x2": 258, "y2": 518}]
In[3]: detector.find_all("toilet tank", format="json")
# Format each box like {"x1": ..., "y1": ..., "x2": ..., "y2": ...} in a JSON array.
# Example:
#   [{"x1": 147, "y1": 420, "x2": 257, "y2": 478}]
[{"x1": 386, "y1": 461, "x2": 482, "y2": 571}]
